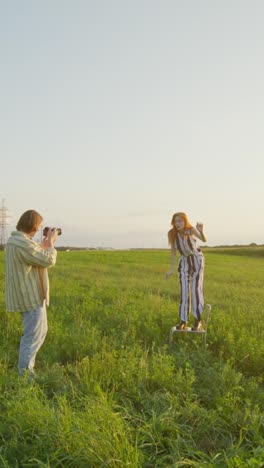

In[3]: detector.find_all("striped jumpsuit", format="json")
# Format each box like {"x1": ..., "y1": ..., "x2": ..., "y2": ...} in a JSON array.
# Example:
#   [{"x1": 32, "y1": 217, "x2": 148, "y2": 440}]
[{"x1": 175, "y1": 231, "x2": 205, "y2": 322}]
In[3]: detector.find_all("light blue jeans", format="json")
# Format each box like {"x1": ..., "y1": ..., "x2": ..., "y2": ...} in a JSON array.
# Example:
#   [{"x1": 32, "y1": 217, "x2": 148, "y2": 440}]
[{"x1": 18, "y1": 302, "x2": 48, "y2": 376}]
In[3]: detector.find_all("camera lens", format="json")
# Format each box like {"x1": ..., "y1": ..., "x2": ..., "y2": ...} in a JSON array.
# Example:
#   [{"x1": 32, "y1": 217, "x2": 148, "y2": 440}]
[{"x1": 43, "y1": 227, "x2": 62, "y2": 236}]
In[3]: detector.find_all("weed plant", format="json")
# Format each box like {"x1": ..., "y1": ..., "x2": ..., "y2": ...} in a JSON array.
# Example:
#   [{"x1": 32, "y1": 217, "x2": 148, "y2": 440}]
[{"x1": 0, "y1": 248, "x2": 264, "y2": 466}]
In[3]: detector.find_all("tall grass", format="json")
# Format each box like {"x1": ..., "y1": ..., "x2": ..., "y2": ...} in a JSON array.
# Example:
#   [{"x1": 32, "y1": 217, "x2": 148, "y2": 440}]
[{"x1": 0, "y1": 248, "x2": 264, "y2": 466}]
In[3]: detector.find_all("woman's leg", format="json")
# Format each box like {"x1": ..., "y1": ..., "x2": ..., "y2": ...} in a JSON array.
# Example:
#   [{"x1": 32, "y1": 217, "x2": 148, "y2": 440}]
[
  {"x1": 18, "y1": 302, "x2": 48, "y2": 376},
  {"x1": 178, "y1": 257, "x2": 191, "y2": 322},
  {"x1": 191, "y1": 254, "x2": 205, "y2": 321}
]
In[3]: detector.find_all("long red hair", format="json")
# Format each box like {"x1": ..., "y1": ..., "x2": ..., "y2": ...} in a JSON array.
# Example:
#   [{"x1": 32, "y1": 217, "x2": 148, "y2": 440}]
[{"x1": 168, "y1": 212, "x2": 193, "y2": 246}]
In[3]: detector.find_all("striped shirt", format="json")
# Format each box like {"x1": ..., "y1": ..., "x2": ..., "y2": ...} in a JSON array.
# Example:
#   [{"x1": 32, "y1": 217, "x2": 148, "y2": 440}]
[
  {"x1": 5, "y1": 231, "x2": 57, "y2": 312},
  {"x1": 175, "y1": 231, "x2": 201, "y2": 257}
]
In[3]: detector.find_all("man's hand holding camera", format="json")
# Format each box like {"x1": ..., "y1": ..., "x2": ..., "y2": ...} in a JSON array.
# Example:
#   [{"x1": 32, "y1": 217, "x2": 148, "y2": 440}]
[{"x1": 42, "y1": 227, "x2": 62, "y2": 249}]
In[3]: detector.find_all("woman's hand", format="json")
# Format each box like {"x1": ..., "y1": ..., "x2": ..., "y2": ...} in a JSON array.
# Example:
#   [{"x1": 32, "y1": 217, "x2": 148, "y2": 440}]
[
  {"x1": 165, "y1": 270, "x2": 174, "y2": 279},
  {"x1": 194, "y1": 223, "x2": 207, "y2": 242},
  {"x1": 196, "y1": 222, "x2": 204, "y2": 233}
]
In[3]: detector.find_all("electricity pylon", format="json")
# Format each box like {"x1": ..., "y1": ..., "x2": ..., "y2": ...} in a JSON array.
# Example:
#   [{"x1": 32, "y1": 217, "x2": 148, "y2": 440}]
[{"x1": 0, "y1": 199, "x2": 11, "y2": 250}]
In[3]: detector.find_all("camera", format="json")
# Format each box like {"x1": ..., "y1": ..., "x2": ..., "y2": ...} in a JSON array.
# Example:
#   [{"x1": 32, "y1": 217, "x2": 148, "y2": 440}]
[{"x1": 43, "y1": 227, "x2": 62, "y2": 236}]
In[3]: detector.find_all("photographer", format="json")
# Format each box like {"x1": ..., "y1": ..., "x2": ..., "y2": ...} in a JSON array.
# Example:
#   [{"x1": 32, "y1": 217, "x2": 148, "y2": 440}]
[{"x1": 5, "y1": 209, "x2": 59, "y2": 379}]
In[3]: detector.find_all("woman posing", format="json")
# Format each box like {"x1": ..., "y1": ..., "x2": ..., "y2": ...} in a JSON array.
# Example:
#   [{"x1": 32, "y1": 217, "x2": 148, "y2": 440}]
[{"x1": 165, "y1": 212, "x2": 207, "y2": 331}]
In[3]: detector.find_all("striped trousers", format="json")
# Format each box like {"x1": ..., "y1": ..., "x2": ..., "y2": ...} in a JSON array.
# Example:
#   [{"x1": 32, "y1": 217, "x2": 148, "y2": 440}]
[{"x1": 177, "y1": 251, "x2": 205, "y2": 322}]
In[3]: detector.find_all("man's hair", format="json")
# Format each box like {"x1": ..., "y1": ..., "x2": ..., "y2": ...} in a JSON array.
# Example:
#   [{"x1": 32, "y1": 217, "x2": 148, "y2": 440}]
[{"x1": 16, "y1": 210, "x2": 43, "y2": 234}]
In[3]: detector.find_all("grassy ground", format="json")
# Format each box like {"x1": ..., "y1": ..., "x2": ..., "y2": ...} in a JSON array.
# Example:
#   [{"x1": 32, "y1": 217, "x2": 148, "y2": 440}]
[{"x1": 0, "y1": 248, "x2": 264, "y2": 467}]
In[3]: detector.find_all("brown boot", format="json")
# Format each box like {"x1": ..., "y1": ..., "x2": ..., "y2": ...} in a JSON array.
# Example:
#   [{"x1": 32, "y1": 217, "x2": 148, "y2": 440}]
[
  {"x1": 191, "y1": 320, "x2": 204, "y2": 332},
  {"x1": 176, "y1": 320, "x2": 188, "y2": 330}
]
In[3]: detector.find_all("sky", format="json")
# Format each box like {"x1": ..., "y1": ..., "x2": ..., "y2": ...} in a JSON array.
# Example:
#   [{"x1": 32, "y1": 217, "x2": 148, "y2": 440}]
[{"x1": 1, "y1": 0, "x2": 263, "y2": 249}]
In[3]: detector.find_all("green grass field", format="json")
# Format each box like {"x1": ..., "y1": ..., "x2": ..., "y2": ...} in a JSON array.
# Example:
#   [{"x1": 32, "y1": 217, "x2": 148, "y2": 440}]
[{"x1": 0, "y1": 248, "x2": 264, "y2": 467}]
